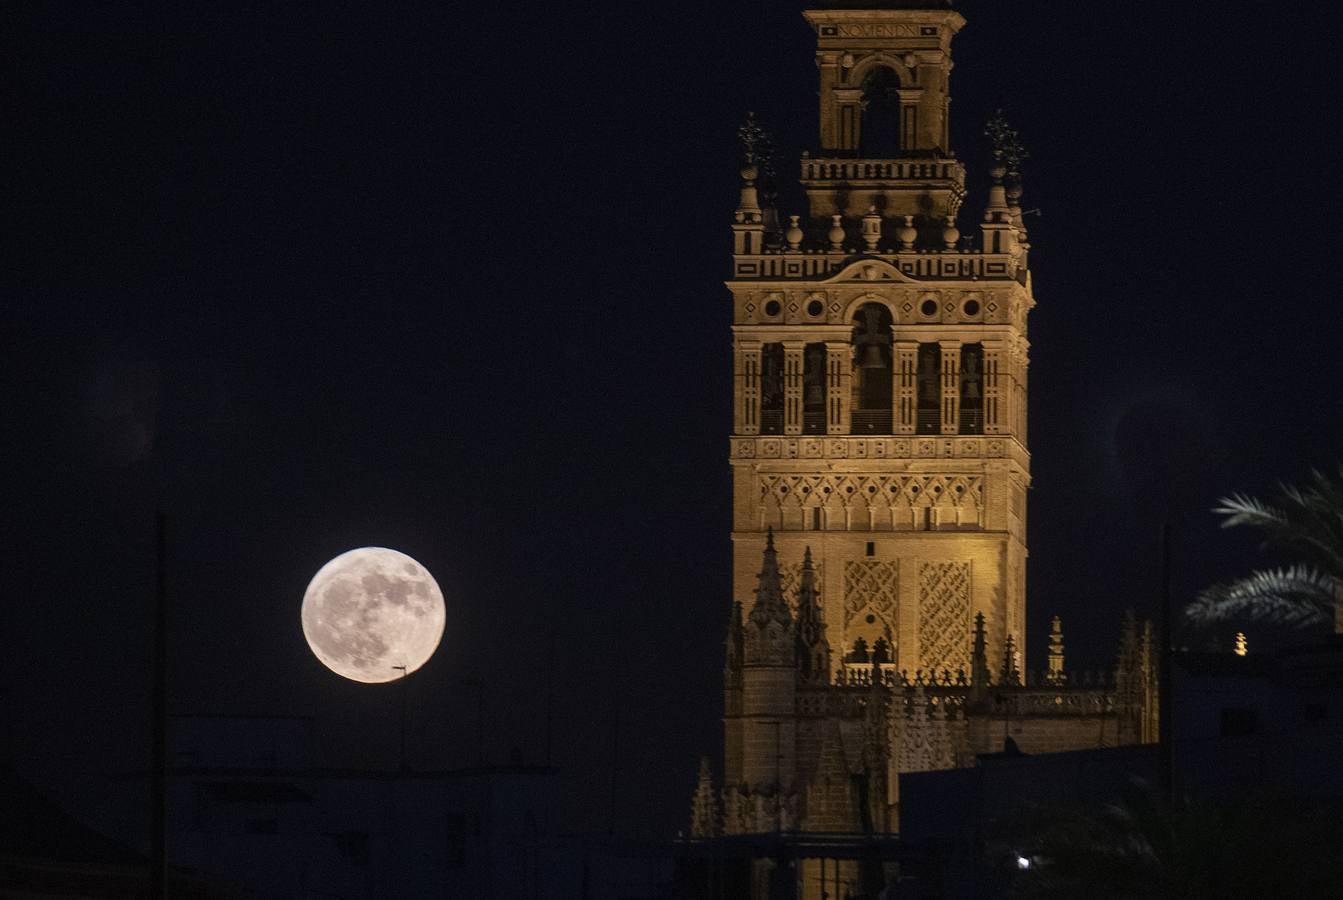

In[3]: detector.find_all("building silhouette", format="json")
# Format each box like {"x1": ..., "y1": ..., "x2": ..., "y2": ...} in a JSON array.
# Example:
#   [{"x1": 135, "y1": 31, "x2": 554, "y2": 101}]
[{"x1": 690, "y1": 3, "x2": 1158, "y2": 896}]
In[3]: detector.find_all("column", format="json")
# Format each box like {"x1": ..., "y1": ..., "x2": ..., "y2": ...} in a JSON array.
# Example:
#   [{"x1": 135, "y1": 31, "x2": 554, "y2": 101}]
[
  {"x1": 897, "y1": 89, "x2": 924, "y2": 153},
  {"x1": 824, "y1": 341, "x2": 851, "y2": 435},
  {"x1": 894, "y1": 341, "x2": 918, "y2": 435},
  {"x1": 1017, "y1": 337, "x2": 1030, "y2": 443},
  {"x1": 939, "y1": 340, "x2": 961, "y2": 436},
  {"x1": 817, "y1": 53, "x2": 842, "y2": 152},
  {"x1": 783, "y1": 341, "x2": 805, "y2": 436},
  {"x1": 942, "y1": 94, "x2": 952, "y2": 153},
  {"x1": 738, "y1": 341, "x2": 762, "y2": 435},
  {"x1": 834, "y1": 89, "x2": 864, "y2": 154},
  {"x1": 981, "y1": 339, "x2": 1004, "y2": 435}
]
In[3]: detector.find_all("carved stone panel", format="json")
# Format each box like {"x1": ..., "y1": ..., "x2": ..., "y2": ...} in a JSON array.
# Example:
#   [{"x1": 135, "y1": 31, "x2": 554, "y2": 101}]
[
  {"x1": 918, "y1": 561, "x2": 971, "y2": 674},
  {"x1": 843, "y1": 560, "x2": 898, "y2": 629}
]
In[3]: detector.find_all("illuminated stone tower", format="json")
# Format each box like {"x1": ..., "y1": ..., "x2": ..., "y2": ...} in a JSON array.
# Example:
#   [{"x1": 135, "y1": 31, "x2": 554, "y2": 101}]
[
  {"x1": 726, "y1": 0, "x2": 1033, "y2": 800},
  {"x1": 697, "y1": 10, "x2": 1156, "y2": 896}
]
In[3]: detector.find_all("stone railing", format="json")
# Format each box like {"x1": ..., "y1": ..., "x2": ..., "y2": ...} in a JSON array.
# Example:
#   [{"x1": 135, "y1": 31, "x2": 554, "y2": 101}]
[
  {"x1": 802, "y1": 158, "x2": 965, "y2": 182},
  {"x1": 730, "y1": 434, "x2": 1026, "y2": 464},
  {"x1": 731, "y1": 250, "x2": 1015, "y2": 281}
]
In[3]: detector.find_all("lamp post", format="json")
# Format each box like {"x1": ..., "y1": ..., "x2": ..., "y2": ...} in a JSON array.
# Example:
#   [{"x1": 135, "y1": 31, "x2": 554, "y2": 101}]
[{"x1": 393, "y1": 665, "x2": 408, "y2": 771}]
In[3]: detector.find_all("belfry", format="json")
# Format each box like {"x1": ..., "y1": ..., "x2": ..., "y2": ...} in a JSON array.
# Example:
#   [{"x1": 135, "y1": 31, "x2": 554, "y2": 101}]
[
  {"x1": 692, "y1": 3, "x2": 1157, "y2": 897},
  {"x1": 729, "y1": 0, "x2": 1028, "y2": 739}
]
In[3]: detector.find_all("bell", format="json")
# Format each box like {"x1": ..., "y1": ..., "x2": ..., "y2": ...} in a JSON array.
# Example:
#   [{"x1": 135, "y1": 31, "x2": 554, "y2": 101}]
[{"x1": 858, "y1": 343, "x2": 885, "y2": 369}]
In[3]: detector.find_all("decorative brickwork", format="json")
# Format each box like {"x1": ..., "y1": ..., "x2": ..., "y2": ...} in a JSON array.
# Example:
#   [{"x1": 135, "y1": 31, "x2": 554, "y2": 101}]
[
  {"x1": 843, "y1": 560, "x2": 898, "y2": 629},
  {"x1": 918, "y1": 561, "x2": 972, "y2": 674}
]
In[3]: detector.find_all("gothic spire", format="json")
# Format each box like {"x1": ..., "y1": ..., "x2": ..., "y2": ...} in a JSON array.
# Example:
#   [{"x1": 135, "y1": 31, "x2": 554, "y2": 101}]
[
  {"x1": 748, "y1": 529, "x2": 792, "y2": 632},
  {"x1": 969, "y1": 611, "x2": 990, "y2": 698},
  {"x1": 745, "y1": 530, "x2": 795, "y2": 667},
  {"x1": 1000, "y1": 633, "x2": 1020, "y2": 686},
  {"x1": 795, "y1": 547, "x2": 830, "y2": 684},
  {"x1": 1046, "y1": 615, "x2": 1066, "y2": 685},
  {"x1": 689, "y1": 756, "x2": 721, "y2": 839}
]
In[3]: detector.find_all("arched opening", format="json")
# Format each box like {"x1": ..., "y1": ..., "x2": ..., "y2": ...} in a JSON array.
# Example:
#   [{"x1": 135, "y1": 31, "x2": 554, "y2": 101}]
[
  {"x1": 851, "y1": 304, "x2": 893, "y2": 434},
  {"x1": 917, "y1": 343, "x2": 941, "y2": 434},
  {"x1": 959, "y1": 343, "x2": 984, "y2": 434},
  {"x1": 760, "y1": 342, "x2": 785, "y2": 435},
  {"x1": 859, "y1": 67, "x2": 902, "y2": 158},
  {"x1": 803, "y1": 343, "x2": 828, "y2": 435}
]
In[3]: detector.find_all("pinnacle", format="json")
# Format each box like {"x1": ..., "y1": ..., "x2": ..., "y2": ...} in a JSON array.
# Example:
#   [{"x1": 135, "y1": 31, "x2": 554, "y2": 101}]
[{"x1": 748, "y1": 531, "x2": 792, "y2": 630}]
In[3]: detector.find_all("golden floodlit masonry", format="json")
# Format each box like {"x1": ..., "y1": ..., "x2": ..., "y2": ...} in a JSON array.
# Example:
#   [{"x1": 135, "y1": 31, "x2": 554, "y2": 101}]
[{"x1": 692, "y1": 4, "x2": 1157, "y2": 896}]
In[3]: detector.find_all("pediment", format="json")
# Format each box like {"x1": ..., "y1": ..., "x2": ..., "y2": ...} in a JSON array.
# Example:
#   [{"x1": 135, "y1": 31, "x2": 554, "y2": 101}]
[{"x1": 821, "y1": 257, "x2": 915, "y2": 285}]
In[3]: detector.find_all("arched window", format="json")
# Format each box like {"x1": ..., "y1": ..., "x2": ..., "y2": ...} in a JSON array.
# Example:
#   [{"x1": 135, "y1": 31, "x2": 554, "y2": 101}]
[
  {"x1": 851, "y1": 304, "x2": 893, "y2": 434},
  {"x1": 760, "y1": 343, "x2": 785, "y2": 435},
  {"x1": 859, "y1": 67, "x2": 902, "y2": 158},
  {"x1": 917, "y1": 343, "x2": 941, "y2": 434},
  {"x1": 803, "y1": 343, "x2": 827, "y2": 435},
  {"x1": 959, "y1": 343, "x2": 984, "y2": 434}
]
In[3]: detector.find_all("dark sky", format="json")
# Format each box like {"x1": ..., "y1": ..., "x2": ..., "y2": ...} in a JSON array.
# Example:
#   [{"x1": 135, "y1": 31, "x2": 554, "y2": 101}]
[{"x1": 6, "y1": 0, "x2": 1343, "y2": 842}]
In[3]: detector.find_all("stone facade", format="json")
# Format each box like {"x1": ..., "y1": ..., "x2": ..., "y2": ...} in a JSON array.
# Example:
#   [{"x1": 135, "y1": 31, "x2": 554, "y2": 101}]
[{"x1": 690, "y1": 4, "x2": 1158, "y2": 898}]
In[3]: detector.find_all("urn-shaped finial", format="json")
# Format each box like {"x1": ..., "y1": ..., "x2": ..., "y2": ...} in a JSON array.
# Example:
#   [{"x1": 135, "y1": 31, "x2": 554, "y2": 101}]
[
  {"x1": 942, "y1": 216, "x2": 960, "y2": 251},
  {"x1": 828, "y1": 215, "x2": 845, "y2": 252},
  {"x1": 898, "y1": 215, "x2": 917, "y2": 251}
]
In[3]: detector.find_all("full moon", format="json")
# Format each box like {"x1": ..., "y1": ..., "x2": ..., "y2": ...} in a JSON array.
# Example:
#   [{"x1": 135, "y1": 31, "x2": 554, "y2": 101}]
[{"x1": 300, "y1": 547, "x2": 445, "y2": 683}]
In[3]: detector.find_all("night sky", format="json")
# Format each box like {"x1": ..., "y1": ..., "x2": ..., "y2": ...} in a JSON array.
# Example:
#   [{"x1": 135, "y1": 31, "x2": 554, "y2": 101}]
[{"x1": 7, "y1": 0, "x2": 1343, "y2": 843}]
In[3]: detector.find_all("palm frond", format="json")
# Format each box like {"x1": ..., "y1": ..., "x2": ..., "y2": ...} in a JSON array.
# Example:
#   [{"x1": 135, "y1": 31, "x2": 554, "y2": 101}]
[
  {"x1": 1214, "y1": 477, "x2": 1343, "y2": 577},
  {"x1": 1185, "y1": 565, "x2": 1339, "y2": 628},
  {"x1": 1213, "y1": 493, "x2": 1287, "y2": 531}
]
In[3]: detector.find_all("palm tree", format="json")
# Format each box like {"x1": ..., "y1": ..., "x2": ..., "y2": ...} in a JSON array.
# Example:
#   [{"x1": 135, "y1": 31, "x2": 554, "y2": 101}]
[
  {"x1": 1186, "y1": 467, "x2": 1343, "y2": 629},
  {"x1": 1011, "y1": 779, "x2": 1343, "y2": 898}
]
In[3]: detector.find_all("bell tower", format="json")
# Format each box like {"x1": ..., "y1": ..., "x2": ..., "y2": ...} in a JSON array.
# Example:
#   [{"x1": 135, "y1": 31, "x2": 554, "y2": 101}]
[
  {"x1": 725, "y1": 0, "x2": 1034, "y2": 795},
  {"x1": 804, "y1": 0, "x2": 966, "y2": 225}
]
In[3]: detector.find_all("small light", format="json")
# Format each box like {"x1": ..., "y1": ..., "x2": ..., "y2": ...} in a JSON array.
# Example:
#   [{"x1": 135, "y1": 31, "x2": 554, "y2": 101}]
[{"x1": 1016, "y1": 854, "x2": 1031, "y2": 871}]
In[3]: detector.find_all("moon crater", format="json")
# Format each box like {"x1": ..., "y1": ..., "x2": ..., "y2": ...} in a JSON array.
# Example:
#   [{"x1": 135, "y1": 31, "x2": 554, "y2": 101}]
[{"x1": 301, "y1": 547, "x2": 445, "y2": 683}]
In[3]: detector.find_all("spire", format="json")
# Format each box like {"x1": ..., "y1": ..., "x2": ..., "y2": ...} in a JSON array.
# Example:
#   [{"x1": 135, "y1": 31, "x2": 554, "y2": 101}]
[
  {"x1": 795, "y1": 546, "x2": 831, "y2": 685},
  {"x1": 756, "y1": 123, "x2": 783, "y2": 250},
  {"x1": 1046, "y1": 616, "x2": 1066, "y2": 686},
  {"x1": 745, "y1": 530, "x2": 795, "y2": 667},
  {"x1": 982, "y1": 112, "x2": 1028, "y2": 262},
  {"x1": 748, "y1": 529, "x2": 792, "y2": 631},
  {"x1": 982, "y1": 113, "x2": 1012, "y2": 224},
  {"x1": 1000, "y1": 633, "x2": 1020, "y2": 686},
  {"x1": 736, "y1": 113, "x2": 764, "y2": 221},
  {"x1": 733, "y1": 113, "x2": 766, "y2": 255},
  {"x1": 969, "y1": 611, "x2": 990, "y2": 698},
  {"x1": 689, "y1": 757, "x2": 721, "y2": 839}
]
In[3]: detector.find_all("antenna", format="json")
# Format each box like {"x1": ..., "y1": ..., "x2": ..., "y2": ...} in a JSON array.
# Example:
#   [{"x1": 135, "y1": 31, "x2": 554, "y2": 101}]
[
  {"x1": 152, "y1": 511, "x2": 167, "y2": 899},
  {"x1": 393, "y1": 665, "x2": 408, "y2": 771}
]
